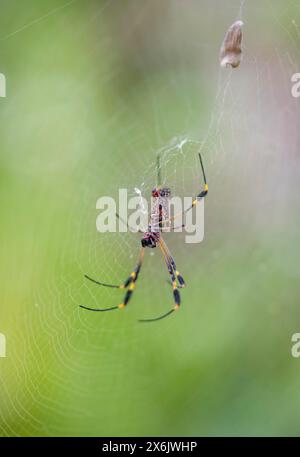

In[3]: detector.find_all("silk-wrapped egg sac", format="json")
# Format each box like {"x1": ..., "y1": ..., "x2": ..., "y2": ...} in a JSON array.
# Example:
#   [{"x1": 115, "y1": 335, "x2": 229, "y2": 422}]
[{"x1": 220, "y1": 20, "x2": 244, "y2": 68}]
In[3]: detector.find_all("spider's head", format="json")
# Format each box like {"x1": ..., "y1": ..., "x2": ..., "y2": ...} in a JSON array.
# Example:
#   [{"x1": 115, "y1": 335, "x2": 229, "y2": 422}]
[{"x1": 151, "y1": 188, "x2": 160, "y2": 197}]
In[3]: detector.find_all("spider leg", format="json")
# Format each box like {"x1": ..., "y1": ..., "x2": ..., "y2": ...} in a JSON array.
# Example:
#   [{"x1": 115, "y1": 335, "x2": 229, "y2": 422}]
[
  {"x1": 163, "y1": 223, "x2": 185, "y2": 232},
  {"x1": 80, "y1": 248, "x2": 145, "y2": 312},
  {"x1": 84, "y1": 247, "x2": 145, "y2": 290},
  {"x1": 138, "y1": 239, "x2": 182, "y2": 322},
  {"x1": 165, "y1": 279, "x2": 185, "y2": 288},
  {"x1": 118, "y1": 248, "x2": 144, "y2": 310},
  {"x1": 84, "y1": 275, "x2": 120, "y2": 288},
  {"x1": 139, "y1": 308, "x2": 176, "y2": 322},
  {"x1": 79, "y1": 304, "x2": 119, "y2": 312},
  {"x1": 160, "y1": 237, "x2": 186, "y2": 287},
  {"x1": 160, "y1": 152, "x2": 208, "y2": 228},
  {"x1": 116, "y1": 212, "x2": 145, "y2": 233}
]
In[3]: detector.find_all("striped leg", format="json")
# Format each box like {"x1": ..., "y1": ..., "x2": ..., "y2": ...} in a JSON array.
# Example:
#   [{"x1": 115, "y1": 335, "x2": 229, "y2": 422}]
[
  {"x1": 81, "y1": 248, "x2": 144, "y2": 312},
  {"x1": 159, "y1": 238, "x2": 185, "y2": 288},
  {"x1": 139, "y1": 239, "x2": 183, "y2": 323},
  {"x1": 118, "y1": 248, "x2": 144, "y2": 309}
]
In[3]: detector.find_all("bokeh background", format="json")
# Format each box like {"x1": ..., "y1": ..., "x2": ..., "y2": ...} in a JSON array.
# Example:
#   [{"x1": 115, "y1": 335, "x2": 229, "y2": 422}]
[{"x1": 1, "y1": 0, "x2": 300, "y2": 437}]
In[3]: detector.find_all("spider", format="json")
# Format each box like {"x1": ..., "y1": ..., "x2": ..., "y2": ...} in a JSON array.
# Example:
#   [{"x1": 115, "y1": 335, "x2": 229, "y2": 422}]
[{"x1": 80, "y1": 153, "x2": 208, "y2": 322}]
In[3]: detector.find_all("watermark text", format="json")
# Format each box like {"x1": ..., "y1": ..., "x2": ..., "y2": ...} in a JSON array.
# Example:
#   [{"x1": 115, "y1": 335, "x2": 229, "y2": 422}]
[
  {"x1": 0, "y1": 333, "x2": 6, "y2": 357},
  {"x1": 0, "y1": 73, "x2": 6, "y2": 98},
  {"x1": 96, "y1": 189, "x2": 205, "y2": 244},
  {"x1": 291, "y1": 73, "x2": 300, "y2": 98}
]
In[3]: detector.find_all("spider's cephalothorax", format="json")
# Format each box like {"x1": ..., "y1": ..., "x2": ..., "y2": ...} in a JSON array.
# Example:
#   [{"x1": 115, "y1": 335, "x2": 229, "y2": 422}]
[
  {"x1": 151, "y1": 187, "x2": 171, "y2": 198},
  {"x1": 80, "y1": 153, "x2": 208, "y2": 322}
]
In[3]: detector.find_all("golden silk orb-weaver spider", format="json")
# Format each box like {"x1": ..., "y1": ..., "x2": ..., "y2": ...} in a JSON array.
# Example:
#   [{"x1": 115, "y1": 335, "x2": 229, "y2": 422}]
[{"x1": 80, "y1": 153, "x2": 208, "y2": 322}]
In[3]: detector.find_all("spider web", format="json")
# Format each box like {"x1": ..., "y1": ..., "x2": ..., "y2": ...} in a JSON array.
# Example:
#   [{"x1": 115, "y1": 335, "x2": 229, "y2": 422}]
[{"x1": 1, "y1": 0, "x2": 300, "y2": 437}]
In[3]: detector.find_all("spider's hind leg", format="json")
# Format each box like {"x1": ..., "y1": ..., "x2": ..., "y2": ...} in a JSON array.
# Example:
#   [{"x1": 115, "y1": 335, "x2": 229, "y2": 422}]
[
  {"x1": 81, "y1": 248, "x2": 145, "y2": 312},
  {"x1": 118, "y1": 248, "x2": 144, "y2": 309},
  {"x1": 165, "y1": 278, "x2": 185, "y2": 289},
  {"x1": 139, "y1": 239, "x2": 184, "y2": 323},
  {"x1": 160, "y1": 238, "x2": 186, "y2": 288}
]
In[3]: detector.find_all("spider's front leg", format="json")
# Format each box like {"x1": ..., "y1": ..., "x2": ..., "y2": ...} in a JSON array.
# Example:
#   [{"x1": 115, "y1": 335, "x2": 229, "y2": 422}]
[
  {"x1": 177, "y1": 153, "x2": 208, "y2": 217},
  {"x1": 160, "y1": 153, "x2": 208, "y2": 230}
]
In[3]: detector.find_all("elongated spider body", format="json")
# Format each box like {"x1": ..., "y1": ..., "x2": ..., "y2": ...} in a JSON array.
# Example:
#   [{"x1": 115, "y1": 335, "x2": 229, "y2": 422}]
[
  {"x1": 80, "y1": 154, "x2": 208, "y2": 322},
  {"x1": 141, "y1": 186, "x2": 170, "y2": 248}
]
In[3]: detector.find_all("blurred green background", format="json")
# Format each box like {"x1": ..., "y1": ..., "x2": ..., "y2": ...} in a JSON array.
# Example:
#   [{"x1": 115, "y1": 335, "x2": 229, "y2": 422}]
[{"x1": 1, "y1": 0, "x2": 300, "y2": 436}]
